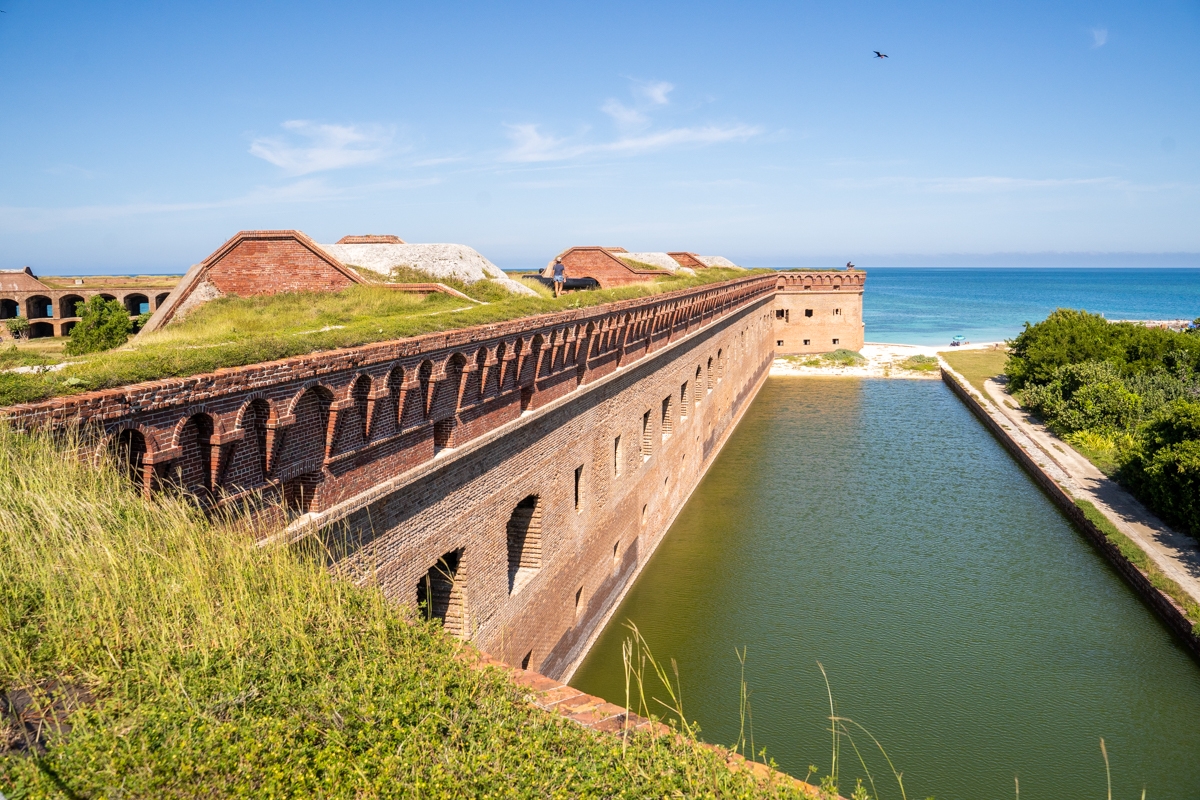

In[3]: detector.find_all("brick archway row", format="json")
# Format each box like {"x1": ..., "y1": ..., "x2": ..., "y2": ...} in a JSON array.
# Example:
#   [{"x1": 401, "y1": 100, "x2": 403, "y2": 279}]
[{"x1": 4, "y1": 274, "x2": 778, "y2": 514}]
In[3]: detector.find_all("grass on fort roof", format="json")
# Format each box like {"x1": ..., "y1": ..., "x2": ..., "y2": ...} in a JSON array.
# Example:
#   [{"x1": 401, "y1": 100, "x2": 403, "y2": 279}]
[
  {"x1": 0, "y1": 423, "x2": 811, "y2": 799},
  {"x1": 0, "y1": 268, "x2": 761, "y2": 407}
]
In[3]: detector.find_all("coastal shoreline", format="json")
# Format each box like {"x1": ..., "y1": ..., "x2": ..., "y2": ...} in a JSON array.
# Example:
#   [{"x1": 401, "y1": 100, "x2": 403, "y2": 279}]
[{"x1": 769, "y1": 341, "x2": 1004, "y2": 379}]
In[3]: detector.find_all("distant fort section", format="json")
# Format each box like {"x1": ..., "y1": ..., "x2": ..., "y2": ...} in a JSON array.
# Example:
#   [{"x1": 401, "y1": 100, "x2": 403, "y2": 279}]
[
  {"x1": 772, "y1": 268, "x2": 866, "y2": 354},
  {"x1": 540, "y1": 247, "x2": 742, "y2": 288},
  {"x1": 0, "y1": 267, "x2": 178, "y2": 340}
]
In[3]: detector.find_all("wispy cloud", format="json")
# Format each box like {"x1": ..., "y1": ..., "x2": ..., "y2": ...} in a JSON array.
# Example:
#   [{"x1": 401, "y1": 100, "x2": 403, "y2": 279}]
[
  {"x1": 503, "y1": 122, "x2": 760, "y2": 163},
  {"x1": 823, "y1": 174, "x2": 1193, "y2": 194},
  {"x1": 1091, "y1": 27, "x2": 1108, "y2": 47},
  {"x1": 635, "y1": 80, "x2": 674, "y2": 105},
  {"x1": 505, "y1": 79, "x2": 757, "y2": 163},
  {"x1": 0, "y1": 177, "x2": 440, "y2": 233},
  {"x1": 249, "y1": 120, "x2": 394, "y2": 175}
]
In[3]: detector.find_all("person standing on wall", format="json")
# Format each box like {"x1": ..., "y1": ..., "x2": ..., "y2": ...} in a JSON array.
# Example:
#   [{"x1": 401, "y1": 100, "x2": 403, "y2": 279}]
[{"x1": 552, "y1": 258, "x2": 566, "y2": 298}]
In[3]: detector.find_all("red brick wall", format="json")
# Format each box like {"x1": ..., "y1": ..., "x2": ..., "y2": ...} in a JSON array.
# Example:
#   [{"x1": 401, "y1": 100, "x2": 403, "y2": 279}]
[
  {"x1": 206, "y1": 236, "x2": 357, "y2": 297},
  {"x1": 772, "y1": 271, "x2": 866, "y2": 354},
  {"x1": 4, "y1": 274, "x2": 778, "y2": 680},
  {"x1": 551, "y1": 247, "x2": 661, "y2": 289}
]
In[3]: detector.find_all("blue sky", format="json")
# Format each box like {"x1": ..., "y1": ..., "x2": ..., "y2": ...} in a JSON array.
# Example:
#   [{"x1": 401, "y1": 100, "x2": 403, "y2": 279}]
[{"x1": 0, "y1": 1, "x2": 1197, "y2": 273}]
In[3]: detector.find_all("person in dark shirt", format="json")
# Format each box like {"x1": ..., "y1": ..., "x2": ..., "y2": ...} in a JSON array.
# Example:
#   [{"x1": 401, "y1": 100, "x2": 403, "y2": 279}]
[{"x1": 552, "y1": 258, "x2": 566, "y2": 297}]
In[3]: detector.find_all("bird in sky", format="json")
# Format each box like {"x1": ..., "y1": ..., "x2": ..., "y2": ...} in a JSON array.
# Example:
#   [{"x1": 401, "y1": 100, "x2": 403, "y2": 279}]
[{"x1": 873, "y1": 51, "x2": 888, "y2": 59}]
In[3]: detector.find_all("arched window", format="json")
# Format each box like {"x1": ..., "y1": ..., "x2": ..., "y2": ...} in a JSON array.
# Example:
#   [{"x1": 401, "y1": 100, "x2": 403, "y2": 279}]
[
  {"x1": 351, "y1": 375, "x2": 371, "y2": 445},
  {"x1": 110, "y1": 428, "x2": 146, "y2": 487},
  {"x1": 0, "y1": 299, "x2": 17, "y2": 319},
  {"x1": 124, "y1": 294, "x2": 150, "y2": 316},
  {"x1": 288, "y1": 386, "x2": 333, "y2": 474},
  {"x1": 59, "y1": 295, "x2": 85, "y2": 318},
  {"x1": 506, "y1": 494, "x2": 543, "y2": 594},
  {"x1": 244, "y1": 398, "x2": 271, "y2": 481},
  {"x1": 25, "y1": 295, "x2": 52, "y2": 319},
  {"x1": 417, "y1": 549, "x2": 465, "y2": 637},
  {"x1": 418, "y1": 360, "x2": 435, "y2": 419},
  {"x1": 178, "y1": 413, "x2": 215, "y2": 496}
]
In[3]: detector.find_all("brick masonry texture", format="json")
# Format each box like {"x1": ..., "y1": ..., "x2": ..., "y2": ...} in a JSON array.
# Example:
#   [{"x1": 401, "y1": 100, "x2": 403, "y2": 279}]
[
  {"x1": 542, "y1": 247, "x2": 665, "y2": 288},
  {"x1": 3, "y1": 271, "x2": 862, "y2": 681},
  {"x1": 772, "y1": 270, "x2": 866, "y2": 354}
]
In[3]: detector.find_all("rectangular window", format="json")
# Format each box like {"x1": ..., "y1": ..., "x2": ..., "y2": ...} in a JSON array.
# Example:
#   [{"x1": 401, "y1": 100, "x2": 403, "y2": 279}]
[
  {"x1": 574, "y1": 464, "x2": 583, "y2": 511},
  {"x1": 680, "y1": 381, "x2": 689, "y2": 418},
  {"x1": 641, "y1": 410, "x2": 652, "y2": 461},
  {"x1": 661, "y1": 396, "x2": 673, "y2": 441},
  {"x1": 833, "y1": 338, "x2": 840, "y2": 345},
  {"x1": 777, "y1": 340, "x2": 784, "y2": 346},
  {"x1": 803, "y1": 339, "x2": 811, "y2": 345},
  {"x1": 775, "y1": 309, "x2": 786, "y2": 319},
  {"x1": 834, "y1": 308, "x2": 842, "y2": 315},
  {"x1": 805, "y1": 309, "x2": 813, "y2": 317},
  {"x1": 613, "y1": 436, "x2": 622, "y2": 477},
  {"x1": 575, "y1": 586, "x2": 583, "y2": 617}
]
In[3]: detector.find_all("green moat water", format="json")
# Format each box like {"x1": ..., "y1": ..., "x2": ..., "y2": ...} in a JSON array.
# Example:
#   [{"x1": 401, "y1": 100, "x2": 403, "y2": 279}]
[{"x1": 571, "y1": 377, "x2": 1200, "y2": 799}]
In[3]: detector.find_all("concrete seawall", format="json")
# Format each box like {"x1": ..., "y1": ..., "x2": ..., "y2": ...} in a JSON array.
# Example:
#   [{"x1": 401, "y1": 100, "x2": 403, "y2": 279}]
[{"x1": 940, "y1": 366, "x2": 1200, "y2": 658}]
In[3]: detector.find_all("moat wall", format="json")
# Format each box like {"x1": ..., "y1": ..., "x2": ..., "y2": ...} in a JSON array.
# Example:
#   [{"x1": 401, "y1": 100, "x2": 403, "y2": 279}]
[
  {"x1": 326, "y1": 299, "x2": 774, "y2": 679},
  {"x1": 3, "y1": 274, "x2": 790, "y2": 680}
]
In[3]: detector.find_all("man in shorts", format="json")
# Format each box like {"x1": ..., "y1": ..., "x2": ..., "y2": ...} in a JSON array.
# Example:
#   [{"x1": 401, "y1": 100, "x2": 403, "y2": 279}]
[{"x1": 552, "y1": 258, "x2": 566, "y2": 297}]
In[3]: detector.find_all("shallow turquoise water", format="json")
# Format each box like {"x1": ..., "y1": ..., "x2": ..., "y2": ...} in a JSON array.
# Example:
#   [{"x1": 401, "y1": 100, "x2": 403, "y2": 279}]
[
  {"x1": 852, "y1": 267, "x2": 1200, "y2": 346},
  {"x1": 571, "y1": 378, "x2": 1200, "y2": 800}
]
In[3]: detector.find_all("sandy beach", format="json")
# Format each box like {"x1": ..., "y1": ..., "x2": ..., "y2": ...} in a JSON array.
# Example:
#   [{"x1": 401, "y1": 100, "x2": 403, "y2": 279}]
[{"x1": 769, "y1": 341, "x2": 1006, "y2": 379}]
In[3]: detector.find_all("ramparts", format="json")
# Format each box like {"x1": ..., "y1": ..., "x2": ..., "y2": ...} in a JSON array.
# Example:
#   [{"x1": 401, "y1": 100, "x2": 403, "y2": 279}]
[{"x1": 4, "y1": 274, "x2": 779, "y2": 677}]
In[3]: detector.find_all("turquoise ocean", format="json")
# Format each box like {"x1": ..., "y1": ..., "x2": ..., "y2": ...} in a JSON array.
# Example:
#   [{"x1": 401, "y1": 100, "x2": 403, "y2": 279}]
[{"x1": 814, "y1": 267, "x2": 1200, "y2": 347}]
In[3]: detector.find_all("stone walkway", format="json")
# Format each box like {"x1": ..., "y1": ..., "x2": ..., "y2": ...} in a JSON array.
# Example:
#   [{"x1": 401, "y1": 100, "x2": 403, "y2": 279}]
[{"x1": 983, "y1": 378, "x2": 1200, "y2": 606}]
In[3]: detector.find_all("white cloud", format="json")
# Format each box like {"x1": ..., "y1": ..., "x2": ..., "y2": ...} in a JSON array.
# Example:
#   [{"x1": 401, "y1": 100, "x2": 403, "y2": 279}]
[
  {"x1": 502, "y1": 122, "x2": 760, "y2": 163},
  {"x1": 635, "y1": 80, "x2": 674, "y2": 105},
  {"x1": 601, "y1": 99, "x2": 647, "y2": 128},
  {"x1": 1091, "y1": 27, "x2": 1108, "y2": 47},
  {"x1": 249, "y1": 120, "x2": 393, "y2": 175}
]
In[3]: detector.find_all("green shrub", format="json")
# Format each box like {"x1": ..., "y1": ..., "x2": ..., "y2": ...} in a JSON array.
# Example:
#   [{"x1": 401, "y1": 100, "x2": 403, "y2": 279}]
[
  {"x1": 5, "y1": 317, "x2": 29, "y2": 341},
  {"x1": 1119, "y1": 400, "x2": 1200, "y2": 536},
  {"x1": 898, "y1": 354, "x2": 939, "y2": 372},
  {"x1": 64, "y1": 295, "x2": 133, "y2": 355},
  {"x1": 823, "y1": 348, "x2": 866, "y2": 366},
  {"x1": 1021, "y1": 361, "x2": 1144, "y2": 435}
]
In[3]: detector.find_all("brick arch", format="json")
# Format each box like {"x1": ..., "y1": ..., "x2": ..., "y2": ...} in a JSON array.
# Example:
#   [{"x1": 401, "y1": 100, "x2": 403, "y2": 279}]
[
  {"x1": 234, "y1": 396, "x2": 274, "y2": 485},
  {"x1": 99, "y1": 422, "x2": 159, "y2": 489}
]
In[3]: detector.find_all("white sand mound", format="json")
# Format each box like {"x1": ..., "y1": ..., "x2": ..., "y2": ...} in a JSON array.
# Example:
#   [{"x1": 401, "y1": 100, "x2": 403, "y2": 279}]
[
  {"x1": 320, "y1": 242, "x2": 537, "y2": 297},
  {"x1": 696, "y1": 256, "x2": 740, "y2": 268},
  {"x1": 618, "y1": 252, "x2": 696, "y2": 275}
]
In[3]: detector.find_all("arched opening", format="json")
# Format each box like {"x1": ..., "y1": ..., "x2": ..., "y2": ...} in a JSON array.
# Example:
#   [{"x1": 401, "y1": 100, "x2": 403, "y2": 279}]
[
  {"x1": 717, "y1": 348, "x2": 724, "y2": 380},
  {"x1": 154, "y1": 292, "x2": 170, "y2": 308},
  {"x1": 289, "y1": 386, "x2": 333, "y2": 473},
  {"x1": 0, "y1": 299, "x2": 17, "y2": 319},
  {"x1": 661, "y1": 395, "x2": 674, "y2": 440},
  {"x1": 98, "y1": 293, "x2": 117, "y2": 303},
  {"x1": 418, "y1": 360, "x2": 434, "y2": 419},
  {"x1": 177, "y1": 413, "x2": 215, "y2": 496},
  {"x1": 706, "y1": 357, "x2": 714, "y2": 391},
  {"x1": 388, "y1": 366, "x2": 405, "y2": 430},
  {"x1": 59, "y1": 295, "x2": 85, "y2": 318},
  {"x1": 25, "y1": 295, "x2": 52, "y2": 319},
  {"x1": 28, "y1": 322, "x2": 54, "y2": 339},
  {"x1": 506, "y1": 494, "x2": 543, "y2": 594},
  {"x1": 493, "y1": 342, "x2": 507, "y2": 393},
  {"x1": 60, "y1": 321, "x2": 76, "y2": 336},
  {"x1": 123, "y1": 294, "x2": 150, "y2": 315},
  {"x1": 110, "y1": 428, "x2": 146, "y2": 487},
  {"x1": 351, "y1": 374, "x2": 371, "y2": 445},
  {"x1": 416, "y1": 549, "x2": 465, "y2": 637},
  {"x1": 474, "y1": 347, "x2": 488, "y2": 399},
  {"x1": 243, "y1": 398, "x2": 272, "y2": 482}
]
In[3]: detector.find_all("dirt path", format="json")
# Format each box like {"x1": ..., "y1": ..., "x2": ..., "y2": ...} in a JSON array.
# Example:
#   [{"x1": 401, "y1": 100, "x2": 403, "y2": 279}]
[{"x1": 983, "y1": 378, "x2": 1200, "y2": 606}]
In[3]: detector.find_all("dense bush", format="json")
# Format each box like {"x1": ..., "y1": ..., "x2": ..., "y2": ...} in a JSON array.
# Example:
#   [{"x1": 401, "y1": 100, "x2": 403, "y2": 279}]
[
  {"x1": 64, "y1": 295, "x2": 133, "y2": 355},
  {"x1": 4, "y1": 317, "x2": 29, "y2": 342},
  {"x1": 1007, "y1": 309, "x2": 1200, "y2": 537}
]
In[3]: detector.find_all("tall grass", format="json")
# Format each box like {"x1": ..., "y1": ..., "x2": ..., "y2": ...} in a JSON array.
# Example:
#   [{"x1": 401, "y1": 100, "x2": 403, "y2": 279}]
[{"x1": 0, "y1": 425, "x2": 811, "y2": 798}]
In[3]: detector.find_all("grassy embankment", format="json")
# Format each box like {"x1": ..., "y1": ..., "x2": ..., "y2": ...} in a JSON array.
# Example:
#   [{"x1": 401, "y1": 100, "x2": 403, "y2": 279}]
[
  {"x1": 0, "y1": 424, "x2": 813, "y2": 799},
  {"x1": 937, "y1": 349, "x2": 1009, "y2": 396},
  {"x1": 0, "y1": 267, "x2": 759, "y2": 408},
  {"x1": 782, "y1": 349, "x2": 867, "y2": 368},
  {"x1": 1074, "y1": 498, "x2": 1200, "y2": 630}
]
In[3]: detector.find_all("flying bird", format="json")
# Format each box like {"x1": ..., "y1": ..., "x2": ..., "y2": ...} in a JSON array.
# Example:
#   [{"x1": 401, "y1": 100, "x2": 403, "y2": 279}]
[{"x1": 874, "y1": 51, "x2": 888, "y2": 58}]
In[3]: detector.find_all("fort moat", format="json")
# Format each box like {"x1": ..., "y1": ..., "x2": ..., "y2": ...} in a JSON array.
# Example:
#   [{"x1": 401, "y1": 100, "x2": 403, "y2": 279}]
[{"x1": 572, "y1": 377, "x2": 1200, "y2": 798}]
